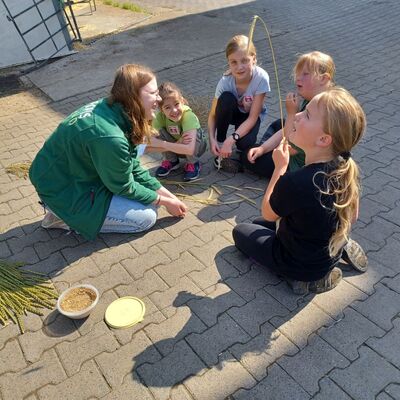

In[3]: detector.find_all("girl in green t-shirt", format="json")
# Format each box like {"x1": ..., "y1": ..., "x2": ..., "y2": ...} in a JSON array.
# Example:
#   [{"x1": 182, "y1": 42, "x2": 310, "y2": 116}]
[{"x1": 148, "y1": 82, "x2": 207, "y2": 181}]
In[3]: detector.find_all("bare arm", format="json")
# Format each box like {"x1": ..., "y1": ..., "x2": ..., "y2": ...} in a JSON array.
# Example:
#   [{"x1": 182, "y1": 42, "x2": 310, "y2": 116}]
[
  {"x1": 207, "y1": 98, "x2": 220, "y2": 156},
  {"x1": 148, "y1": 130, "x2": 196, "y2": 156},
  {"x1": 261, "y1": 140, "x2": 289, "y2": 221}
]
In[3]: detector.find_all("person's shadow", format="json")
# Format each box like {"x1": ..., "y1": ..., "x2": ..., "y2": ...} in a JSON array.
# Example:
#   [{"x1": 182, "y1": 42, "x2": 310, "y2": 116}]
[{"x1": 130, "y1": 245, "x2": 324, "y2": 394}]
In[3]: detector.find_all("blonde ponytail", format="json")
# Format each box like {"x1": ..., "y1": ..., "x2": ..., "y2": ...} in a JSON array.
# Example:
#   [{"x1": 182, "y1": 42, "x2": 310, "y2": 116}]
[{"x1": 316, "y1": 87, "x2": 366, "y2": 257}]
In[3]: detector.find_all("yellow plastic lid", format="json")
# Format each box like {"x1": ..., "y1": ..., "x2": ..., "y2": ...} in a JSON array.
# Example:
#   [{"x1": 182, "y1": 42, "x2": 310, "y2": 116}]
[{"x1": 104, "y1": 296, "x2": 145, "y2": 329}]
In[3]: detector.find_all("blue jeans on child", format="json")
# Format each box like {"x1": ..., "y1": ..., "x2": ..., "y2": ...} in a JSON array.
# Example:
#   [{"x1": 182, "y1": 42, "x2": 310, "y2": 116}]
[{"x1": 99, "y1": 195, "x2": 157, "y2": 233}]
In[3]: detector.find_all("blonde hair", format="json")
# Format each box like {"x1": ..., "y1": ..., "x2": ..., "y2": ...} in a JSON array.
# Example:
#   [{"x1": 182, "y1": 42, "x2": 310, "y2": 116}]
[
  {"x1": 109, "y1": 64, "x2": 155, "y2": 144},
  {"x1": 158, "y1": 81, "x2": 188, "y2": 108},
  {"x1": 293, "y1": 51, "x2": 335, "y2": 84},
  {"x1": 316, "y1": 87, "x2": 366, "y2": 257},
  {"x1": 225, "y1": 35, "x2": 257, "y2": 59}
]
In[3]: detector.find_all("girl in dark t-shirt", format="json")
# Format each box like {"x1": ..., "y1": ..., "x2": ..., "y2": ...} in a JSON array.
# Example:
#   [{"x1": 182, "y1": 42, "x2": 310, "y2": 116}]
[{"x1": 233, "y1": 87, "x2": 366, "y2": 294}]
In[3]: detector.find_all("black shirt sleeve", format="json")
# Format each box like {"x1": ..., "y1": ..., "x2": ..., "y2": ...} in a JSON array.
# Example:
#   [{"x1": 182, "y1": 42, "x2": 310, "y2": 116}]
[{"x1": 270, "y1": 173, "x2": 302, "y2": 217}]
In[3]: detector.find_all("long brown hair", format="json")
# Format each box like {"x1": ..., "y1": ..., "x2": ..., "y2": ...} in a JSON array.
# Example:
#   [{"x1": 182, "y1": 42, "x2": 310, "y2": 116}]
[
  {"x1": 158, "y1": 81, "x2": 188, "y2": 108},
  {"x1": 109, "y1": 64, "x2": 155, "y2": 144},
  {"x1": 316, "y1": 87, "x2": 366, "y2": 256}
]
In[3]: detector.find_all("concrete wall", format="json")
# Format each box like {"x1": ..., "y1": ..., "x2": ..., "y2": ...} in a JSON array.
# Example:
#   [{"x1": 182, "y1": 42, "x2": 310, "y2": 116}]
[{"x1": 0, "y1": 0, "x2": 73, "y2": 68}]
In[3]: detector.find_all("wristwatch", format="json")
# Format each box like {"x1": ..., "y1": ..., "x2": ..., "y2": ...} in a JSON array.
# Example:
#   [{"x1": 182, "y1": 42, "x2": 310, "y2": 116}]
[{"x1": 232, "y1": 132, "x2": 240, "y2": 142}]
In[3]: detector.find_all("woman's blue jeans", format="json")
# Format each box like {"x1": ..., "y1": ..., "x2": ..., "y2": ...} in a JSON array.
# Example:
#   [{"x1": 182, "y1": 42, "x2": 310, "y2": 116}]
[{"x1": 100, "y1": 195, "x2": 157, "y2": 233}]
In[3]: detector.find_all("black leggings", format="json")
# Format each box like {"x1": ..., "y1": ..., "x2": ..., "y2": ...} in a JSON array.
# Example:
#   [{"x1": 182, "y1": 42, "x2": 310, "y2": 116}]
[
  {"x1": 215, "y1": 91, "x2": 260, "y2": 151},
  {"x1": 232, "y1": 217, "x2": 280, "y2": 273},
  {"x1": 240, "y1": 118, "x2": 284, "y2": 178}
]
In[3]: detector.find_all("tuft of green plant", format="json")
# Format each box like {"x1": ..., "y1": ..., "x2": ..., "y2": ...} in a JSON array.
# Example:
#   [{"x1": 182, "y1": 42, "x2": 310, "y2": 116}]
[
  {"x1": 102, "y1": 0, "x2": 148, "y2": 14},
  {"x1": 0, "y1": 260, "x2": 58, "y2": 334}
]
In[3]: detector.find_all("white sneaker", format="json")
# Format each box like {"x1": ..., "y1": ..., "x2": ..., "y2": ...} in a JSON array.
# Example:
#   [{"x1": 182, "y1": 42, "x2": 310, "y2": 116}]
[{"x1": 41, "y1": 211, "x2": 70, "y2": 230}]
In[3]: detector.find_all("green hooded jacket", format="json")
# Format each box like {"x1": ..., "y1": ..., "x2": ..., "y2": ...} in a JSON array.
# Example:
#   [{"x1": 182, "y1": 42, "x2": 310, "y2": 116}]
[{"x1": 29, "y1": 98, "x2": 161, "y2": 240}]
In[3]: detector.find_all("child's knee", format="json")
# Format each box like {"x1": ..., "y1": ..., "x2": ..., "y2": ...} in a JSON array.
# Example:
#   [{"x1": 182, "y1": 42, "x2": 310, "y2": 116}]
[{"x1": 218, "y1": 92, "x2": 237, "y2": 109}]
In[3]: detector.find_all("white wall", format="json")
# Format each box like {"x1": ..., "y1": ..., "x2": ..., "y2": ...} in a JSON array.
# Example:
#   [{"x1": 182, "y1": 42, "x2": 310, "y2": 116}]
[{"x1": 0, "y1": 0, "x2": 73, "y2": 68}]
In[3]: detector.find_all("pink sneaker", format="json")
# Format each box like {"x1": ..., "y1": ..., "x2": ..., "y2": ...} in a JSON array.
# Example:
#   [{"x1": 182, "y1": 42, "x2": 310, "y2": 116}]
[{"x1": 156, "y1": 160, "x2": 179, "y2": 177}]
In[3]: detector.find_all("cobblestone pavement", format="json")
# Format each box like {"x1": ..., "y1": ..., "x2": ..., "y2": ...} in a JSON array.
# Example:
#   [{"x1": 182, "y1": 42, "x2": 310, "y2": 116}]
[{"x1": 1, "y1": 0, "x2": 400, "y2": 399}]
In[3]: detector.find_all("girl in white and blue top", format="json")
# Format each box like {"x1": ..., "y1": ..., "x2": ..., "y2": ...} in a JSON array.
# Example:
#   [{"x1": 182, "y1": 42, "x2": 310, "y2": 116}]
[{"x1": 208, "y1": 35, "x2": 270, "y2": 165}]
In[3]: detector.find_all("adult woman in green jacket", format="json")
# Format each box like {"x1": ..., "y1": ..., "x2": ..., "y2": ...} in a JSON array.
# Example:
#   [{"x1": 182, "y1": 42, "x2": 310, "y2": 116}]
[{"x1": 30, "y1": 64, "x2": 187, "y2": 240}]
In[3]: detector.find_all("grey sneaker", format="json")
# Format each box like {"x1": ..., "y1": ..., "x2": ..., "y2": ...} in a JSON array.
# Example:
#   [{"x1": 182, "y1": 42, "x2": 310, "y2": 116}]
[
  {"x1": 341, "y1": 239, "x2": 368, "y2": 273},
  {"x1": 214, "y1": 157, "x2": 243, "y2": 173},
  {"x1": 287, "y1": 267, "x2": 342, "y2": 295},
  {"x1": 41, "y1": 211, "x2": 70, "y2": 230},
  {"x1": 309, "y1": 267, "x2": 343, "y2": 294}
]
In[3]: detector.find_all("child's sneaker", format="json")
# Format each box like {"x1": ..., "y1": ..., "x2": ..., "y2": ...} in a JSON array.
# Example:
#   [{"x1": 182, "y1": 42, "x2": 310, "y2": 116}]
[
  {"x1": 341, "y1": 239, "x2": 368, "y2": 272},
  {"x1": 213, "y1": 157, "x2": 243, "y2": 173},
  {"x1": 41, "y1": 211, "x2": 70, "y2": 230},
  {"x1": 287, "y1": 267, "x2": 342, "y2": 295},
  {"x1": 156, "y1": 160, "x2": 179, "y2": 177},
  {"x1": 183, "y1": 161, "x2": 200, "y2": 181}
]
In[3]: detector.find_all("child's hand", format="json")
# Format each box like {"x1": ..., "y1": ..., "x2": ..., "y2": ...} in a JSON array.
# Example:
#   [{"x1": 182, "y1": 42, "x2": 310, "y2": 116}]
[
  {"x1": 220, "y1": 137, "x2": 234, "y2": 158},
  {"x1": 178, "y1": 133, "x2": 193, "y2": 145},
  {"x1": 210, "y1": 138, "x2": 221, "y2": 156},
  {"x1": 272, "y1": 138, "x2": 290, "y2": 171},
  {"x1": 285, "y1": 92, "x2": 299, "y2": 116},
  {"x1": 247, "y1": 146, "x2": 264, "y2": 163}
]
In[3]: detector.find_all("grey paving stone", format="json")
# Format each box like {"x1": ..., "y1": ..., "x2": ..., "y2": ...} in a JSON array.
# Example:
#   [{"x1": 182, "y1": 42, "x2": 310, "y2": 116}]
[
  {"x1": 376, "y1": 391, "x2": 397, "y2": 400},
  {"x1": 149, "y1": 276, "x2": 202, "y2": 310},
  {"x1": 270, "y1": 302, "x2": 335, "y2": 349},
  {"x1": 0, "y1": 349, "x2": 66, "y2": 400},
  {"x1": 278, "y1": 335, "x2": 349, "y2": 395},
  {"x1": 115, "y1": 269, "x2": 169, "y2": 299},
  {"x1": 233, "y1": 363, "x2": 310, "y2": 400},
  {"x1": 144, "y1": 306, "x2": 206, "y2": 356},
  {"x1": 158, "y1": 231, "x2": 204, "y2": 261},
  {"x1": 352, "y1": 283, "x2": 400, "y2": 331},
  {"x1": 184, "y1": 351, "x2": 257, "y2": 400},
  {"x1": 56, "y1": 322, "x2": 119, "y2": 376},
  {"x1": 228, "y1": 289, "x2": 288, "y2": 337},
  {"x1": 37, "y1": 360, "x2": 110, "y2": 400},
  {"x1": 155, "y1": 251, "x2": 206, "y2": 286},
  {"x1": 385, "y1": 384, "x2": 400, "y2": 399},
  {"x1": 330, "y1": 346, "x2": 400, "y2": 400},
  {"x1": 96, "y1": 330, "x2": 161, "y2": 388},
  {"x1": 18, "y1": 314, "x2": 80, "y2": 363},
  {"x1": 318, "y1": 307, "x2": 385, "y2": 361},
  {"x1": 226, "y1": 264, "x2": 281, "y2": 301},
  {"x1": 90, "y1": 242, "x2": 138, "y2": 273},
  {"x1": 230, "y1": 321, "x2": 298, "y2": 381},
  {"x1": 121, "y1": 244, "x2": 171, "y2": 280},
  {"x1": 137, "y1": 340, "x2": 206, "y2": 400},
  {"x1": 101, "y1": 372, "x2": 154, "y2": 400},
  {"x1": 311, "y1": 377, "x2": 352, "y2": 400},
  {"x1": 188, "y1": 257, "x2": 240, "y2": 290},
  {"x1": 311, "y1": 279, "x2": 367, "y2": 319},
  {"x1": 186, "y1": 313, "x2": 250, "y2": 366},
  {"x1": 0, "y1": 340, "x2": 26, "y2": 375},
  {"x1": 367, "y1": 317, "x2": 400, "y2": 369},
  {"x1": 187, "y1": 282, "x2": 246, "y2": 327}
]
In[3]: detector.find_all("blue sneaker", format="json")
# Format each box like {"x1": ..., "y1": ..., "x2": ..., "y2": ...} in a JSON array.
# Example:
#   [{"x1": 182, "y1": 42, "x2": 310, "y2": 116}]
[
  {"x1": 183, "y1": 161, "x2": 200, "y2": 181},
  {"x1": 156, "y1": 160, "x2": 180, "y2": 177}
]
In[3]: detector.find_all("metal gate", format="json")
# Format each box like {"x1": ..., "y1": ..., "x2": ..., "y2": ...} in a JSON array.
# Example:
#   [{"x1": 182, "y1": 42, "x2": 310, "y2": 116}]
[{"x1": 0, "y1": 0, "x2": 73, "y2": 71}]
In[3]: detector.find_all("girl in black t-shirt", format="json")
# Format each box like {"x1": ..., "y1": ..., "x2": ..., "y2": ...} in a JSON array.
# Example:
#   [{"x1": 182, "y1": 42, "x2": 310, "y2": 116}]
[{"x1": 233, "y1": 87, "x2": 366, "y2": 294}]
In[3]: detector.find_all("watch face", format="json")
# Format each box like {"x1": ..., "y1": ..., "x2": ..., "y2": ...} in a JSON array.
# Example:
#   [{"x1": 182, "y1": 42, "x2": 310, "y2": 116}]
[{"x1": 233, "y1": 133, "x2": 240, "y2": 141}]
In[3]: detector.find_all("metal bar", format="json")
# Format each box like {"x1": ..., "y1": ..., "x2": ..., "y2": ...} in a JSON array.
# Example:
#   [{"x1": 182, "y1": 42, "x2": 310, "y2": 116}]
[
  {"x1": 0, "y1": 0, "x2": 38, "y2": 65},
  {"x1": 33, "y1": 0, "x2": 58, "y2": 51},
  {"x1": 65, "y1": 2, "x2": 82, "y2": 41},
  {"x1": 8, "y1": 0, "x2": 47, "y2": 19},
  {"x1": 23, "y1": 40, "x2": 72, "y2": 73},
  {"x1": 21, "y1": 9, "x2": 59, "y2": 36},
  {"x1": 30, "y1": 25, "x2": 66, "y2": 53}
]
